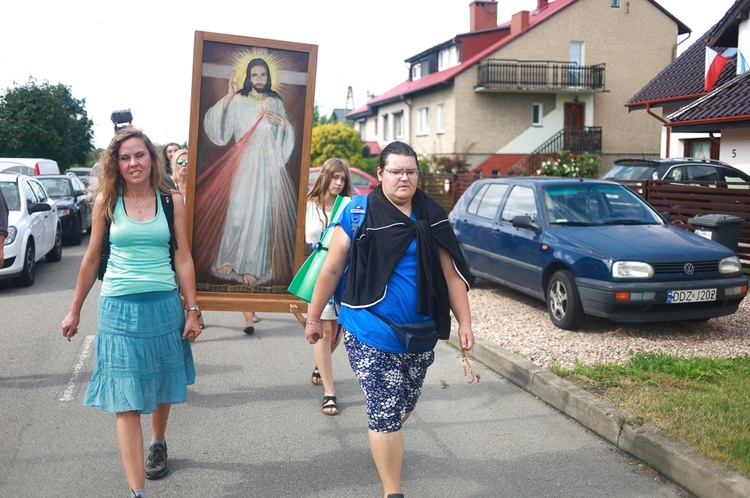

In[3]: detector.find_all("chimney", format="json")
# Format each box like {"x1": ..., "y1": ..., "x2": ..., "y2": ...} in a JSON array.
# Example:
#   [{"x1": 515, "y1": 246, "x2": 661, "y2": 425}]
[
  {"x1": 537, "y1": 0, "x2": 549, "y2": 9},
  {"x1": 511, "y1": 10, "x2": 530, "y2": 35},
  {"x1": 470, "y1": 1, "x2": 498, "y2": 32}
]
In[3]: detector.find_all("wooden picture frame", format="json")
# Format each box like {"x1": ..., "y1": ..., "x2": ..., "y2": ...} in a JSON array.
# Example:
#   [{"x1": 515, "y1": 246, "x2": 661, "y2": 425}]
[{"x1": 185, "y1": 31, "x2": 317, "y2": 312}]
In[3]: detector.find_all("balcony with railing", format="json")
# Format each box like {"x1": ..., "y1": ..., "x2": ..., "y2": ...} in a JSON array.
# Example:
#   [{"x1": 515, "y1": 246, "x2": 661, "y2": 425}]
[{"x1": 476, "y1": 59, "x2": 606, "y2": 92}]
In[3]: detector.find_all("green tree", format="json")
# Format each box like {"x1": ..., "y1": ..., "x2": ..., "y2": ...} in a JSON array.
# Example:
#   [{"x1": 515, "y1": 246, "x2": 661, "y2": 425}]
[
  {"x1": 310, "y1": 122, "x2": 365, "y2": 168},
  {"x1": 0, "y1": 78, "x2": 94, "y2": 169}
]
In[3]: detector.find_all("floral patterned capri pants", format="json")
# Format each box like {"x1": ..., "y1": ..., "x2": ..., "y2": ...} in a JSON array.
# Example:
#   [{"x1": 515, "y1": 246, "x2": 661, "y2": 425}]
[{"x1": 344, "y1": 329, "x2": 435, "y2": 433}]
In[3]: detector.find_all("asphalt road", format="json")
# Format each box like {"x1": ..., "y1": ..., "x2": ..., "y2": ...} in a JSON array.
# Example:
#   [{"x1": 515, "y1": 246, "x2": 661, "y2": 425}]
[{"x1": 0, "y1": 236, "x2": 690, "y2": 497}]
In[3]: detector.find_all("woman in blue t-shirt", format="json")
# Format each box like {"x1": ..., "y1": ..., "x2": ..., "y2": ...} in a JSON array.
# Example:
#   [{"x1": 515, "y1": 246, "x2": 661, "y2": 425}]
[
  {"x1": 61, "y1": 127, "x2": 201, "y2": 498},
  {"x1": 304, "y1": 141, "x2": 473, "y2": 498}
]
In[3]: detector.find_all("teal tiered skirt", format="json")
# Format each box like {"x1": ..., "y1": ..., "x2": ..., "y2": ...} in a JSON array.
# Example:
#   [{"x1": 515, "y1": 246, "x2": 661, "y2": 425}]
[{"x1": 84, "y1": 289, "x2": 196, "y2": 414}]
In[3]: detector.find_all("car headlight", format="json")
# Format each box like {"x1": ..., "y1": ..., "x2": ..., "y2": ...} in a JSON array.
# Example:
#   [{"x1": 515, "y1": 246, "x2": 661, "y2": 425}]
[
  {"x1": 719, "y1": 256, "x2": 742, "y2": 275},
  {"x1": 612, "y1": 261, "x2": 654, "y2": 278},
  {"x1": 58, "y1": 207, "x2": 72, "y2": 216},
  {"x1": 5, "y1": 226, "x2": 16, "y2": 245}
]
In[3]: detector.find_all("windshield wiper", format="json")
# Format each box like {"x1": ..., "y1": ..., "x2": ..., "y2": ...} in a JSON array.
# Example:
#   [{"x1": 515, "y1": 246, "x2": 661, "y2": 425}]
[
  {"x1": 602, "y1": 219, "x2": 653, "y2": 225},
  {"x1": 551, "y1": 220, "x2": 595, "y2": 226}
]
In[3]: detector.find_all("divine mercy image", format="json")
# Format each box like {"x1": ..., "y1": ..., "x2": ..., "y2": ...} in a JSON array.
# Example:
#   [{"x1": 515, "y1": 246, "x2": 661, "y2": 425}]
[{"x1": 192, "y1": 43, "x2": 312, "y2": 294}]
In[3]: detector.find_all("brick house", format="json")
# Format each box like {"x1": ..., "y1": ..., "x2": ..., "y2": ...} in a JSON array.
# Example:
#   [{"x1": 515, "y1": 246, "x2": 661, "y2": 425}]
[{"x1": 346, "y1": 0, "x2": 689, "y2": 177}]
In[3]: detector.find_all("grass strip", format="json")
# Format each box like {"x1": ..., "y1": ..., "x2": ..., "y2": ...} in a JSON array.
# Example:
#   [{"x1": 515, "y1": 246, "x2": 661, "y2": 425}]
[{"x1": 551, "y1": 352, "x2": 750, "y2": 477}]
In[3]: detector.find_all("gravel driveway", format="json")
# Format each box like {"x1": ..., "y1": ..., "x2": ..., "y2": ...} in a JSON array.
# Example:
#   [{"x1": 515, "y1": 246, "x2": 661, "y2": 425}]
[{"x1": 468, "y1": 278, "x2": 750, "y2": 369}]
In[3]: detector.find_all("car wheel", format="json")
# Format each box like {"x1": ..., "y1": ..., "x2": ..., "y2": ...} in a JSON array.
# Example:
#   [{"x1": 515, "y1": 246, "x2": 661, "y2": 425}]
[
  {"x1": 46, "y1": 224, "x2": 63, "y2": 262},
  {"x1": 12, "y1": 241, "x2": 36, "y2": 287},
  {"x1": 546, "y1": 270, "x2": 584, "y2": 330},
  {"x1": 70, "y1": 215, "x2": 82, "y2": 245}
]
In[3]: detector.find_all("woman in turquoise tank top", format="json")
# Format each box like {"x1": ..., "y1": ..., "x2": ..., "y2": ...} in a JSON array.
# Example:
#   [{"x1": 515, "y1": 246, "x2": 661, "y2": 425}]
[{"x1": 61, "y1": 127, "x2": 201, "y2": 498}]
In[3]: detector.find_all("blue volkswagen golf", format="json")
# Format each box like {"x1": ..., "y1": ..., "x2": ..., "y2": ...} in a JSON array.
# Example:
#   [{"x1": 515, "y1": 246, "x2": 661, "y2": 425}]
[{"x1": 449, "y1": 177, "x2": 748, "y2": 329}]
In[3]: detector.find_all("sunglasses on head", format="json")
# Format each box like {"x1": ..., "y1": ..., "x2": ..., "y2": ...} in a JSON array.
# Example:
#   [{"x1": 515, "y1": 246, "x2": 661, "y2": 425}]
[{"x1": 176, "y1": 159, "x2": 188, "y2": 165}]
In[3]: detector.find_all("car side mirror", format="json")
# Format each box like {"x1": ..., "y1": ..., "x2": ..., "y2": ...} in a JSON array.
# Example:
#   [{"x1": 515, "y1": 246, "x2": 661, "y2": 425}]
[
  {"x1": 29, "y1": 202, "x2": 52, "y2": 214},
  {"x1": 512, "y1": 215, "x2": 539, "y2": 231}
]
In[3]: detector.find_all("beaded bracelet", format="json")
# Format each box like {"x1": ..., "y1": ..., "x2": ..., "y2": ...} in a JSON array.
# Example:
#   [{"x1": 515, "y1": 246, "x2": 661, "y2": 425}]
[{"x1": 305, "y1": 320, "x2": 320, "y2": 325}]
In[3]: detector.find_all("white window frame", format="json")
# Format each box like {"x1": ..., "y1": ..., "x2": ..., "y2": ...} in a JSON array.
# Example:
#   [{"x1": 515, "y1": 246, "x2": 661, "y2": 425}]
[
  {"x1": 382, "y1": 114, "x2": 389, "y2": 140},
  {"x1": 438, "y1": 46, "x2": 458, "y2": 71},
  {"x1": 436, "y1": 104, "x2": 445, "y2": 133},
  {"x1": 358, "y1": 119, "x2": 367, "y2": 140},
  {"x1": 412, "y1": 63, "x2": 422, "y2": 80},
  {"x1": 612, "y1": 0, "x2": 620, "y2": 7},
  {"x1": 394, "y1": 112, "x2": 404, "y2": 138},
  {"x1": 416, "y1": 107, "x2": 429, "y2": 136},
  {"x1": 532, "y1": 103, "x2": 543, "y2": 126}
]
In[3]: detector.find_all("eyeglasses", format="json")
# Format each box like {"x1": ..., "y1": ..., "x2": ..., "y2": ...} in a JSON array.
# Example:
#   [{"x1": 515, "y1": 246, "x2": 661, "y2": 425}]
[
  {"x1": 384, "y1": 168, "x2": 419, "y2": 178},
  {"x1": 176, "y1": 159, "x2": 188, "y2": 165}
]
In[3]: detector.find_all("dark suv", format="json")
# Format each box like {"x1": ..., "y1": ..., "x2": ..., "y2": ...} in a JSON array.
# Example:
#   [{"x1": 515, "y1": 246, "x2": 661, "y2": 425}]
[{"x1": 602, "y1": 158, "x2": 750, "y2": 186}]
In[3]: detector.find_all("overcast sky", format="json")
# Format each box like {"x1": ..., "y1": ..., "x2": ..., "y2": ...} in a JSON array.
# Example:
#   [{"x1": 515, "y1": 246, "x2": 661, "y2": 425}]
[{"x1": 0, "y1": 0, "x2": 736, "y2": 151}]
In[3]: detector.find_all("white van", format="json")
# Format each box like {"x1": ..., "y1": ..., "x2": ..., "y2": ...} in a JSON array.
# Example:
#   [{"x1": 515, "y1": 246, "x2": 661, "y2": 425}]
[
  {"x1": 0, "y1": 157, "x2": 60, "y2": 175},
  {"x1": 0, "y1": 161, "x2": 34, "y2": 175}
]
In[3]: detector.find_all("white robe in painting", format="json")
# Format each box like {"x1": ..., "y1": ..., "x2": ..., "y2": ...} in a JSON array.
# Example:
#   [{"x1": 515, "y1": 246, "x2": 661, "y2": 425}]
[{"x1": 203, "y1": 93, "x2": 296, "y2": 286}]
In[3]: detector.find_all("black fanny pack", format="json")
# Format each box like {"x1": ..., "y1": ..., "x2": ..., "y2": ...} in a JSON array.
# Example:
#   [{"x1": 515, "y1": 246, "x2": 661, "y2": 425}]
[{"x1": 366, "y1": 308, "x2": 438, "y2": 353}]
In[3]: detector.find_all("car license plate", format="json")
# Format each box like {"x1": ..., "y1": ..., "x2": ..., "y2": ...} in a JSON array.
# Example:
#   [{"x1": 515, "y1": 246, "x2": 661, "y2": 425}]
[{"x1": 667, "y1": 288, "x2": 717, "y2": 304}]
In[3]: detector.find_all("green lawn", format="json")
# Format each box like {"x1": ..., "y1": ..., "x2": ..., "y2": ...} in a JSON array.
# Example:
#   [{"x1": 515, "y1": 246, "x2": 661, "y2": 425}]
[{"x1": 551, "y1": 352, "x2": 750, "y2": 478}]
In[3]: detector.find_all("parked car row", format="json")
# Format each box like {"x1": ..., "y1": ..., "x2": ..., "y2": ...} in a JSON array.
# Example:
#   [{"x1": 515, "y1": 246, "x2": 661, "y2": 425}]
[
  {"x1": 0, "y1": 173, "x2": 63, "y2": 287},
  {"x1": 36, "y1": 175, "x2": 93, "y2": 245},
  {"x1": 449, "y1": 177, "x2": 748, "y2": 330}
]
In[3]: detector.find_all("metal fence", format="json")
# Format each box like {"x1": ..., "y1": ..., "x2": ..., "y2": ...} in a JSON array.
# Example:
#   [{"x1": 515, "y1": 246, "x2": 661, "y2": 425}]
[{"x1": 476, "y1": 60, "x2": 606, "y2": 90}]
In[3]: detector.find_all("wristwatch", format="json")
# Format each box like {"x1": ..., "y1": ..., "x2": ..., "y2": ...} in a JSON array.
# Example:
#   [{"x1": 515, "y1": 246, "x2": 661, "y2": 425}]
[{"x1": 185, "y1": 305, "x2": 200, "y2": 313}]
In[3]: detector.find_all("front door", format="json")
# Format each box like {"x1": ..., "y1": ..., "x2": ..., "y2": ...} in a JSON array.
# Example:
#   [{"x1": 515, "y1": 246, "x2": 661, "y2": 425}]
[{"x1": 564, "y1": 102, "x2": 585, "y2": 149}]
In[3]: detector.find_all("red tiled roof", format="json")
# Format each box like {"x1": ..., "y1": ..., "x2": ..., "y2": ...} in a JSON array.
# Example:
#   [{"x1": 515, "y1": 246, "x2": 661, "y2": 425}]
[
  {"x1": 347, "y1": 0, "x2": 580, "y2": 118},
  {"x1": 363, "y1": 141, "x2": 382, "y2": 155},
  {"x1": 627, "y1": 26, "x2": 736, "y2": 109}
]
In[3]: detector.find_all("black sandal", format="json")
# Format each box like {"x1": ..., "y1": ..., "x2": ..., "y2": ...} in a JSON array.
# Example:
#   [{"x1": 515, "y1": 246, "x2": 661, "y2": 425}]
[
  {"x1": 322, "y1": 395, "x2": 338, "y2": 416},
  {"x1": 311, "y1": 367, "x2": 322, "y2": 385}
]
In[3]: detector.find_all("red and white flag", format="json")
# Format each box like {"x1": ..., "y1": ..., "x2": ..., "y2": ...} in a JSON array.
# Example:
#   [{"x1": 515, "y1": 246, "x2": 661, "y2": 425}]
[{"x1": 705, "y1": 47, "x2": 729, "y2": 92}]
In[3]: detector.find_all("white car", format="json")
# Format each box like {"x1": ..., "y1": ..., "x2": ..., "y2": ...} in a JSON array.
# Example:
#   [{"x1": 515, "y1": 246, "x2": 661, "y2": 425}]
[{"x1": 0, "y1": 173, "x2": 62, "y2": 287}]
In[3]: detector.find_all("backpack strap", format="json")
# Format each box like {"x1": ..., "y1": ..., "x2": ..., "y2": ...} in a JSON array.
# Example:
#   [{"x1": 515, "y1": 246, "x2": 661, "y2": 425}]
[
  {"x1": 160, "y1": 192, "x2": 177, "y2": 272},
  {"x1": 97, "y1": 192, "x2": 177, "y2": 280},
  {"x1": 348, "y1": 194, "x2": 368, "y2": 241}
]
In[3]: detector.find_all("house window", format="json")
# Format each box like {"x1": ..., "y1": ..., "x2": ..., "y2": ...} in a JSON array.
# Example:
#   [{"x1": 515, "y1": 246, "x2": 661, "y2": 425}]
[
  {"x1": 383, "y1": 114, "x2": 389, "y2": 140},
  {"x1": 436, "y1": 104, "x2": 445, "y2": 133},
  {"x1": 394, "y1": 112, "x2": 404, "y2": 138},
  {"x1": 438, "y1": 46, "x2": 459, "y2": 71},
  {"x1": 611, "y1": 0, "x2": 620, "y2": 7},
  {"x1": 569, "y1": 41, "x2": 584, "y2": 86},
  {"x1": 688, "y1": 139, "x2": 711, "y2": 159},
  {"x1": 412, "y1": 63, "x2": 422, "y2": 80},
  {"x1": 358, "y1": 119, "x2": 366, "y2": 140},
  {"x1": 532, "y1": 103, "x2": 543, "y2": 126},
  {"x1": 417, "y1": 107, "x2": 429, "y2": 136}
]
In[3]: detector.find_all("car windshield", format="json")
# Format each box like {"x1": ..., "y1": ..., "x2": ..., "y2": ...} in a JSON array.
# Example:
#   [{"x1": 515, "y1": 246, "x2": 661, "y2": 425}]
[
  {"x1": 542, "y1": 183, "x2": 663, "y2": 226},
  {"x1": 37, "y1": 178, "x2": 72, "y2": 198},
  {"x1": 602, "y1": 164, "x2": 659, "y2": 180},
  {"x1": 1, "y1": 182, "x2": 21, "y2": 211}
]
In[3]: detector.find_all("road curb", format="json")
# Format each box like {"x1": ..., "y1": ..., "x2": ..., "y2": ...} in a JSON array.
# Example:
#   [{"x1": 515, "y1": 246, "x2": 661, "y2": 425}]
[{"x1": 448, "y1": 334, "x2": 750, "y2": 498}]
